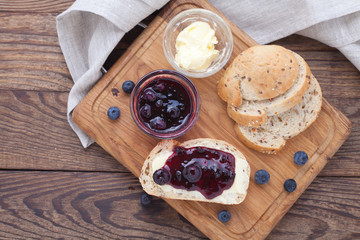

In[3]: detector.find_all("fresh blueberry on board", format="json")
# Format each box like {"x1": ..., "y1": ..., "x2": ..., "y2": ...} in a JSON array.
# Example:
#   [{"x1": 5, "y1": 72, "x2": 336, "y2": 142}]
[
  {"x1": 107, "y1": 107, "x2": 120, "y2": 120},
  {"x1": 218, "y1": 210, "x2": 231, "y2": 223},
  {"x1": 294, "y1": 151, "x2": 308, "y2": 165},
  {"x1": 140, "y1": 192, "x2": 152, "y2": 206},
  {"x1": 122, "y1": 80, "x2": 135, "y2": 93},
  {"x1": 284, "y1": 179, "x2": 297, "y2": 192},
  {"x1": 254, "y1": 169, "x2": 270, "y2": 184}
]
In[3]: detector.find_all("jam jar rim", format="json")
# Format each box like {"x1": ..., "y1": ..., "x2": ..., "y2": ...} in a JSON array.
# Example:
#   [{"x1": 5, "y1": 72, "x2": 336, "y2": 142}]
[{"x1": 130, "y1": 69, "x2": 201, "y2": 139}]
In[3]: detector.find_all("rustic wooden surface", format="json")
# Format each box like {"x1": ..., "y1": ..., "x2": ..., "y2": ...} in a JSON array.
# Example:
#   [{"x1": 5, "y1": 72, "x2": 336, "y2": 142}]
[
  {"x1": 72, "y1": 0, "x2": 351, "y2": 239},
  {"x1": 0, "y1": 0, "x2": 359, "y2": 239}
]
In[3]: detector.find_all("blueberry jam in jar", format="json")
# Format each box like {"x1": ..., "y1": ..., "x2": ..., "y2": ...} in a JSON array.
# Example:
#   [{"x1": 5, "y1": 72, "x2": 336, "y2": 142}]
[
  {"x1": 153, "y1": 146, "x2": 236, "y2": 199},
  {"x1": 131, "y1": 70, "x2": 200, "y2": 139},
  {"x1": 137, "y1": 78, "x2": 191, "y2": 132}
]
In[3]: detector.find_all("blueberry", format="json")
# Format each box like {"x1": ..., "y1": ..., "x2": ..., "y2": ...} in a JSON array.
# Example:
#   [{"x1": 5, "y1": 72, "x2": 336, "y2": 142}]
[
  {"x1": 183, "y1": 164, "x2": 202, "y2": 183},
  {"x1": 140, "y1": 104, "x2": 151, "y2": 118},
  {"x1": 284, "y1": 179, "x2": 297, "y2": 192},
  {"x1": 107, "y1": 106, "x2": 120, "y2": 120},
  {"x1": 155, "y1": 99, "x2": 163, "y2": 108},
  {"x1": 201, "y1": 166, "x2": 208, "y2": 171},
  {"x1": 209, "y1": 164, "x2": 218, "y2": 173},
  {"x1": 140, "y1": 192, "x2": 152, "y2": 206},
  {"x1": 156, "y1": 93, "x2": 167, "y2": 99},
  {"x1": 167, "y1": 106, "x2": 180, "y2": 118},
  {"x1": 153, "y1": 168, "x2": 171, "y2": 185},
  {"x1": 196, "y1": 147, "x2": 206, "y2": 154},
  {"x1": 153, "y1": 83, "x2": 165, "y2": 92},
  {"x1": 218, "y1": 210, "x2": 231, "y2": 223},
  {"x1": 175, "y1": 170, "x2": 182, "y2": 181},
  {"x1": 150, "y1": 117, "x2": 166, "y2": 130},
  {"x1": 143, "y1": 88, "x2": 157, "y2": 102},
  {"x1": 179, "y1": 104, "x2": 185, "y2": 111},
  {"x1": 294, "y1": 151, "x2": 308, "y2": 165},
  {"x1": 174, "y1": 146, "x2": 186, "y2": 155},
  {"x1": 122, "y1": 80, "x2": 135, "y2": 94},
  {"x1": 254, "y1": 169, "x2": 270, "y2": 184}
]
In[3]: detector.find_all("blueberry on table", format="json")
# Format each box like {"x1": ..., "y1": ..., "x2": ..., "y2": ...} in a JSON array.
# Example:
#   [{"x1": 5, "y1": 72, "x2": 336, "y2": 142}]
[
  {"x1": 284, "y1": 179, "x2": 297, "y2": 192},
  {"x1": 254, "y1": 169, "x2": 270, "y2": 184},
  {"x1": 122, "y1": 80, "x2": 135, "y2": 93},
  {"x1": 294, "y1": 151, "x2": 308, "y2": 165},
  {"x1": 107, "y1": 106, "x2": 120, "y2": 120},
  {"x1": 140, "y1": 192, "x2": 152, "y2": 206},
  {"x1": 153, "y1": 168, "x2": 171, "y2": 185},
  {"x1": 218, "y1": 210, "x2": 231, "y2": 223}
]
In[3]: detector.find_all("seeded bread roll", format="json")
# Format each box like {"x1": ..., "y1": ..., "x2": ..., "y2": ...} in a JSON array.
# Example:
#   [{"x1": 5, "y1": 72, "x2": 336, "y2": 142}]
[
  {"x1": 218, "y1": 45, "x2": 300, "y2": 106},
  {"x1": 238, "y1": 45, "x2": 300, "y2": 101},
  {"x1": 139, "y1": 138, "x2": 250, "y2": 205},
  {"x1": 234, "y1": 75, "x2": 322, "y2": 154},
  {"x1": 227, "y1": 51, "x2": 311, "y2": 127}
]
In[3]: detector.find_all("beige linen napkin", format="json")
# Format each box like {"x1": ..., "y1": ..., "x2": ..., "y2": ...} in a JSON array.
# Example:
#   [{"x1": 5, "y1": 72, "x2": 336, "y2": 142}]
[{"x1": 57, "y1": 0, "x2": 360, "y2": 147}]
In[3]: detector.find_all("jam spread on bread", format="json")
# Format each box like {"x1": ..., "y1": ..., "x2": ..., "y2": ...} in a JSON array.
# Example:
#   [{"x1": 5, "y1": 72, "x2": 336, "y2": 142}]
[
  {"x1": 153, "y1": 146, "x2": 236, "y2": 199},
  {"x1": 137, "y1": 78, "x2": 191, "y2": 132}
]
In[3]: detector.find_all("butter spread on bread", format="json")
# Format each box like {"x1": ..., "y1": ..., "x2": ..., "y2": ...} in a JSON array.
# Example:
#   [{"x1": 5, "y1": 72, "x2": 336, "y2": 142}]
[{"x1": 139, "y1": 138, "x2": 250, "y2": 205}]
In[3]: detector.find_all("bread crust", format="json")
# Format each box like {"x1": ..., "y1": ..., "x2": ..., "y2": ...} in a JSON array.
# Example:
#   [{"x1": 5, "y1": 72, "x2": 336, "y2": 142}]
[
  {"x1": 238, "y1": 45, "x2": 300, "y2": 101},
  {"x1": 139, "y1": 138, "x2": 250, "y2": 205},
  {"x1": 217, "y1": 45, "x2": 300, "y2": 106},
  {"x1": 217, "y1": 57, "x2": 242, "y2": 107},
  {"x1": 227, "y1": 104, "x2": 267, "y2": 127},
  {"x1": 226, "y1": 51, "x2": 312, "y2": 127},
  {"x1": 234, "y1": 124, "x2": 285, "y2": 154},
  {"x1": 234, "y1": 75, "x2": 322, "y2": 154}
]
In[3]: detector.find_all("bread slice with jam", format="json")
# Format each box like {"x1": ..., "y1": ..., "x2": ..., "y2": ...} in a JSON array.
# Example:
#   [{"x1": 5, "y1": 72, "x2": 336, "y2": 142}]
[{"x1": 139, "y1": 138, "x2": 250, "y2": 205}]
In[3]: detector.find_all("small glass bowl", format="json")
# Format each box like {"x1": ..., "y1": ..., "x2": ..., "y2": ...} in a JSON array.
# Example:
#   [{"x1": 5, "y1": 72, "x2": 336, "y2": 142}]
[
  {"x1": 130, "y1": 69, "x2": 201, "y2": 139},
  {"x1": 163, "y1": 8, "x2": 233, "y2": 78}
]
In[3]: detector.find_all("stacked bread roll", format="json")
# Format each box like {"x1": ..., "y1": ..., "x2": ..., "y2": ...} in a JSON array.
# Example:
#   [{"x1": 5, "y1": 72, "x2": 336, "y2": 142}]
[{"x1": 218, "y1": 45, "x2": 322, "y2": 154}]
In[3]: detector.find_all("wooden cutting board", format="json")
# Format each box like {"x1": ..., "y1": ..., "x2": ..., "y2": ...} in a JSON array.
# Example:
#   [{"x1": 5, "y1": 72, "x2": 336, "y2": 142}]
[{"x1": 72, "y1": 0, "x2": 352, "y2": 239}]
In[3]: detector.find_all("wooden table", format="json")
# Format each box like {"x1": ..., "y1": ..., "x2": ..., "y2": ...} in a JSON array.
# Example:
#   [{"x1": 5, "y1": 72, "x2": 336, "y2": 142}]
[{"x1": 0, "y1": 1, "x2": 359, "y2": 239}]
